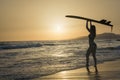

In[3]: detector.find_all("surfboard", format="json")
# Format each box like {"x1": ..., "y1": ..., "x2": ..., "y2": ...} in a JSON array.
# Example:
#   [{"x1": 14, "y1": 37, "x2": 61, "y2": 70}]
[{"x1": 66, "y1": 15, "x2": 113, "y2": 27}]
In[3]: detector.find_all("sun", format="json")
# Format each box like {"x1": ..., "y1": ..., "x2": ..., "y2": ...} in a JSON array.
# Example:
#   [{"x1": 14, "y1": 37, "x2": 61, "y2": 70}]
[
  {"x1": 54, "y1": 24, "x2": 64, "y2": 33},
  {"x1": 56, "y1": 25, "x2": 61, "y2": 32}
]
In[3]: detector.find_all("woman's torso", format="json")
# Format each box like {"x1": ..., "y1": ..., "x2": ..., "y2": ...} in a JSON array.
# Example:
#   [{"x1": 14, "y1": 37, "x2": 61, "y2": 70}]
[{"x1": 89, "y1": 34, "x2": 96, "y2": 46}]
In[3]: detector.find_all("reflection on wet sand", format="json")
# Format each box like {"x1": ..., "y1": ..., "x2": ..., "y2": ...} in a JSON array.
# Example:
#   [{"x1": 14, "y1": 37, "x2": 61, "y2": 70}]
[
  {"x1": 87, "y1": 72, "x2": 101, "y2": 80},
  {"x1": 34, "y1": 60, "x2": 120, "y2": 80},
  {"x1": 37, "y1": 68, "x2": 101, "y2": 80}
]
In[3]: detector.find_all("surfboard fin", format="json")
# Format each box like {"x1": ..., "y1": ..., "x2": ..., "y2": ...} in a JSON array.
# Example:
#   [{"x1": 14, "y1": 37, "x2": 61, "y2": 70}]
[
  {"x1": 100, "y1": 19, "x2": 107, "y2": 23},
  {"x1": 100, "y1": 19, "x2": 112, "y2": 26},
  {"x1": 106, "y1": 21, "x2": 111, "y2": 25}
]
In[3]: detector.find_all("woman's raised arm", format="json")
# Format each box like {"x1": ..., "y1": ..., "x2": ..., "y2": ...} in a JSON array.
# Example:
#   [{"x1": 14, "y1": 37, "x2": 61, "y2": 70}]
[{"x1": 86, "y1": 20, "x2": 90, "y2": 32}]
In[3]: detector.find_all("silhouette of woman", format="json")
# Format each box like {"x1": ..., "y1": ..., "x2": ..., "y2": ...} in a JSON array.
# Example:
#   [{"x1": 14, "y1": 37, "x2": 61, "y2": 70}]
[{"x1": 86, "y1": 20, "x2": 98, "y2": 73}]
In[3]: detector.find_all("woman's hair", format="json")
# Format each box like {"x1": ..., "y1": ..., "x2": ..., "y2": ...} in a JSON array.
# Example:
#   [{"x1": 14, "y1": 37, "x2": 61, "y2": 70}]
[{"x1": 90, "y1": 25, "x2": 96, "y2": 37}]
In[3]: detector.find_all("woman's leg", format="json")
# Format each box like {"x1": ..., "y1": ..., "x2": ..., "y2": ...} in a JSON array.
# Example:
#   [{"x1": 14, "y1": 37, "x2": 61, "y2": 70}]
[
  {"x1": 92, "y1": 43, "x2": 98, "y2": 72},
  {"x1": 86, "y1": 48, "x2": 91, "y2": 72}
]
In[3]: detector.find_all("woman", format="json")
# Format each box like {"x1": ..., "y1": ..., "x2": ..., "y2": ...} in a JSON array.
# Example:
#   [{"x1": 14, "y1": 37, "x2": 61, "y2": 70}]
[{"x1": 86, "y1": 20, "x2": 98, "y2": 73}]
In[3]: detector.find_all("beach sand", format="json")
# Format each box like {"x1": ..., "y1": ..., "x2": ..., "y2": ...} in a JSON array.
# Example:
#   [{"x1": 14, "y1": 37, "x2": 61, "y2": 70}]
[{"x1": 34, "y1": 59, "x2": 120, "y2": 80}]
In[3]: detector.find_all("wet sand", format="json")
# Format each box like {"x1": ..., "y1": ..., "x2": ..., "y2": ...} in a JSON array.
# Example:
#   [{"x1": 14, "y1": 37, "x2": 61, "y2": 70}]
[{"x1": 34, "y1": 59, "x2": 120, "y2": 80}]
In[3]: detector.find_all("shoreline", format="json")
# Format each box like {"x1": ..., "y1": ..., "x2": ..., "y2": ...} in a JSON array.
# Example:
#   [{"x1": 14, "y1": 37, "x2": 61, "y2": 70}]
[{"x1": 34, "y1": 59, "x2": 120, "y2": 80}]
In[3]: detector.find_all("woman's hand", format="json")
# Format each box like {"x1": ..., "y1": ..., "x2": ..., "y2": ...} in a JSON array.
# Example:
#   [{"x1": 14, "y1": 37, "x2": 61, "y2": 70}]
[{"x1": 90, "y1": 21, "x2": 92, "y2": 26}]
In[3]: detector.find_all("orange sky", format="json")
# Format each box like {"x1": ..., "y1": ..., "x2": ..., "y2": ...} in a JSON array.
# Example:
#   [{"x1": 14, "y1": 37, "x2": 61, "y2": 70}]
[{"x1": 0, "y1": 0, "x2": 120, "y2": 41}]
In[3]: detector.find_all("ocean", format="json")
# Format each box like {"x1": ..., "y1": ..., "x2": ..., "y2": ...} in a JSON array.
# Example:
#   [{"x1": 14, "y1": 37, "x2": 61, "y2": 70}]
[{"x1": 0, "y1": 39, "x2": 120, "y2": 80}]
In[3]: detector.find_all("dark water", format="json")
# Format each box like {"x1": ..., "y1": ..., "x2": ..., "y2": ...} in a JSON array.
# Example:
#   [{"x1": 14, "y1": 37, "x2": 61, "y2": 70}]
[{"x1": 0, "y1": 39, "x2": 120, "y2": 80}]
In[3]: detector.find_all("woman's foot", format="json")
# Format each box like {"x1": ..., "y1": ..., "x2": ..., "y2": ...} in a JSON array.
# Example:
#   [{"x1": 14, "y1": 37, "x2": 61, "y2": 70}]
[
  {"x1": 95, "y1": 66, "x2": 98, "y2": 73},
  {"x1": 86, "y1": 66, "x2": 90, "y2": 73}
]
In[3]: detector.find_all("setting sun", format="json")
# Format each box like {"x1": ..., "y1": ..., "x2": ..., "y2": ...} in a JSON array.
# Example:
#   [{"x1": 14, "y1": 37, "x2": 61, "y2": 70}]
[
  {"x1": 56, "y1": 25, "x2": 61, "y2": 32},
  {"x1": 56, "y1": 25, "x2": 63, "y2": 33},
  {"x1": 53, "y1": 23, "x2": 65, "y2": 34}
]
